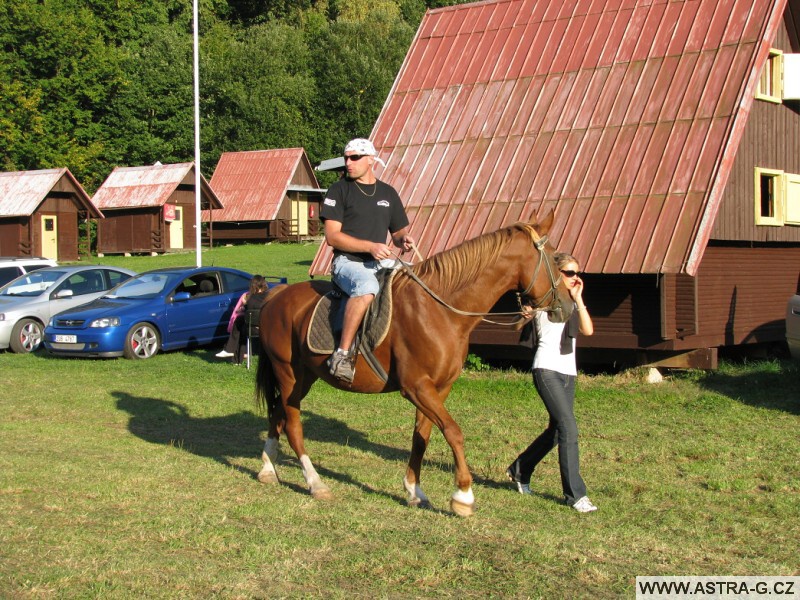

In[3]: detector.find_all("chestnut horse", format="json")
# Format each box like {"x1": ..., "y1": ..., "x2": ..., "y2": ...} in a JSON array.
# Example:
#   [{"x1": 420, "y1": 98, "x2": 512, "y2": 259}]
[{"x1": 254, "y1": 212, "x2": 572, "y2": 516}]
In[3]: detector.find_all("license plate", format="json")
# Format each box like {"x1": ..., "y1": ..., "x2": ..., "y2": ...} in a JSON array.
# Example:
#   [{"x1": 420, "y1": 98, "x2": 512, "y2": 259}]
[{"x1": 54, "y1": 335, "x2": 77, "y2": 343}]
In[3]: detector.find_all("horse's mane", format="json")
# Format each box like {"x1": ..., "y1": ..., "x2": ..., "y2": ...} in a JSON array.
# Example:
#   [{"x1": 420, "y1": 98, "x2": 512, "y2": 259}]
[{"x1": 410, "y1": 222, "x2": 531, "y2": 294}]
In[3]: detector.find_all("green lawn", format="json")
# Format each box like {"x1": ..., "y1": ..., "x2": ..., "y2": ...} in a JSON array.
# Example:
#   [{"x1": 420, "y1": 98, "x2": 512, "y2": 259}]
[
  {"x1": 1, "y1": 348, "x2": 797, "y2": 598},
  {"x1": 2, "y1": 244, "x2": 798, "y2": 598},
  {"x1": 81, "y1": 241, "x2": 325, "y2": 285}
]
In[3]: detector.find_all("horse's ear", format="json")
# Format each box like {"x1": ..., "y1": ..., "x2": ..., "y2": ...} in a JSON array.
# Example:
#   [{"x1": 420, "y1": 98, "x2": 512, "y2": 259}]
[{"x1": 532, "y1": 209, "x2": 555, "y2": 235}]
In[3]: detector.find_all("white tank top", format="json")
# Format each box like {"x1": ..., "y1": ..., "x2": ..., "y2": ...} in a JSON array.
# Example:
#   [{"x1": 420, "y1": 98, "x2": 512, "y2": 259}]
[{"x1": 532, "y1": 311, "x2": 577, "y2": 376}]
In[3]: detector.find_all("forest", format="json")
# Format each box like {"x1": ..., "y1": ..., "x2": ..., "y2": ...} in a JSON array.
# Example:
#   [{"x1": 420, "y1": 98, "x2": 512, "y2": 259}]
[{"x1": 1, "y1": 0, "x2": 470, "y2": 190}]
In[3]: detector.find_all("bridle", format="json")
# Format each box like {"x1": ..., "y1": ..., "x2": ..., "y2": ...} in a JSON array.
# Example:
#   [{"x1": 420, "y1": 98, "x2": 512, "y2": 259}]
[{"x1": 517, "y1": 228, "x2": 563, "y2": 317}]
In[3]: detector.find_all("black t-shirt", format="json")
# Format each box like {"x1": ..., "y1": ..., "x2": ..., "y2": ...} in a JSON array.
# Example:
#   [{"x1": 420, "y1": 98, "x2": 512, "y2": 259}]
[{"x1": 320, "y1": 178, "x2": 409, "y2": 262}]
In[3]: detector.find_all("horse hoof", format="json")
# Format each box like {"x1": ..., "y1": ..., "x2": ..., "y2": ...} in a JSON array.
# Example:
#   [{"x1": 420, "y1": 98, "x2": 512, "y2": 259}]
[
  {"x1": 450, "y1": 498, "x2": 476, "y2": 517},
  {"x1": 257, "y1": 469, "x2": 279, "y2": 484},
  {"x1": 408, "y1": 498, "x2": 432, "y2": 510},
  {"x1": 311, "y1": 487, "x2": 333, "y2": 501}
]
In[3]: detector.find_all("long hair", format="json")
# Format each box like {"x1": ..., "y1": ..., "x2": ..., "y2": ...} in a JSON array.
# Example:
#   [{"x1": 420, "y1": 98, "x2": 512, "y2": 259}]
[
  {"x1": 249, "y1": 275, "x2": 267, "y2": 294},
  {"x1": 553, "y1": 252, "x2": 579, "y2": 270}
]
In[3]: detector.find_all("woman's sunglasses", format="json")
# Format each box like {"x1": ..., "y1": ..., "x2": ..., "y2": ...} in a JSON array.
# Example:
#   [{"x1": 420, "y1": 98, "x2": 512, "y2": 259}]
[{"x1": 560, "y1": 270, "x2": 581, "y2": 278}]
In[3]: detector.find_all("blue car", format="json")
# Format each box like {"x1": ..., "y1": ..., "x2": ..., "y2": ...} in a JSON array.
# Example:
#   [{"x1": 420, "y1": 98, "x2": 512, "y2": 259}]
[{"x1": 44, "y1": 266, "x2": 256, "y2": 359}]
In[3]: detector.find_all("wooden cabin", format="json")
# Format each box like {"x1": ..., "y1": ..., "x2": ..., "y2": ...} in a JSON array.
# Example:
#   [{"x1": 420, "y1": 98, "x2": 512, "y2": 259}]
[
  {"x1": 93, "y1": 163, "x2": 222, "y2": 255},
  {"x1": 203, "y1": 149, "x2": 325, "y2": 244},
  {"x1": 0, "y1": 168, "x2": 101, "y2": 261},
  {"x1": 310, "y1": 0, "x2": 800, "y2": 368}
]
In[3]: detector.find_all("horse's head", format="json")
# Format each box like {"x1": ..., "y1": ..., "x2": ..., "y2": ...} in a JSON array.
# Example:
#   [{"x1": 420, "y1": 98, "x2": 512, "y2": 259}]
[{"x1": 516, "y1": 211, "x2": 574, "y2": 324}]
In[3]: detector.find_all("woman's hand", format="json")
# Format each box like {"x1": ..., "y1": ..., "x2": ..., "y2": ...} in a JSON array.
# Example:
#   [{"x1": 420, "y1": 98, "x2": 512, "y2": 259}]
[{"x1": 569, "y1": 276, "x2": 584, "y2": 303}]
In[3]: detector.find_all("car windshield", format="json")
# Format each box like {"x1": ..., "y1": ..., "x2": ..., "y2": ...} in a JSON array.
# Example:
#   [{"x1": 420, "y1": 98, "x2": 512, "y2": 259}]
[
  {"x1": 0, "y1": 270, "x2": 66, "y2": 297},
  {"x1": 104, "y1": 272, "x2": 172, "y2": 299}
]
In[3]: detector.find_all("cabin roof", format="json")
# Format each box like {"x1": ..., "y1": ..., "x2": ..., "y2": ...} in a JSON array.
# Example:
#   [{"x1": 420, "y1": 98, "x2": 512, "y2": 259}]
[
  {"x1": 92, "y1": 162, "x2": 222, "y2": 210},
  {"x1": 204, "y1": 149, "x2": 323, "y2": 222},
  {"x1": 0, "y1": 168, "x2": 101, "y2": 218},
  {"x1": 311, "y1": 0, "x2": 787, "y2": 276}
]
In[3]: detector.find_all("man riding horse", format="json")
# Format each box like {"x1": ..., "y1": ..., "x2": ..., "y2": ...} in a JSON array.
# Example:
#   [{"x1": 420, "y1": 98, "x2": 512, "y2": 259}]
[{"x1": 321, "y1": 138, "x2": 415, "y2": 382}]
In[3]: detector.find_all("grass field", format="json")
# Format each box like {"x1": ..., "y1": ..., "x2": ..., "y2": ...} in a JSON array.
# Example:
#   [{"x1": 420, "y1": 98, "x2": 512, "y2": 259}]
[{"x1": 1, "y1": 244, "x2": 798, "y2": 598}]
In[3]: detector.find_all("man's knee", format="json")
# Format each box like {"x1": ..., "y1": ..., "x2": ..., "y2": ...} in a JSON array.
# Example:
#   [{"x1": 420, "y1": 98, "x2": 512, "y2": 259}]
[{"x1": 346, "y1": 293, "x2": 374, "y2": 314}]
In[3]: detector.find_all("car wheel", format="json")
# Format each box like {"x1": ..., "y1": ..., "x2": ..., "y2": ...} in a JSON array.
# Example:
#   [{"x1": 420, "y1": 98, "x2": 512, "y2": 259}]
[
  {"x1": 10, "y1": 318, "x2": 44, "y2": 353},
  {"x1": 123, "y1": 322, "x2": 160, "y2": 359}
]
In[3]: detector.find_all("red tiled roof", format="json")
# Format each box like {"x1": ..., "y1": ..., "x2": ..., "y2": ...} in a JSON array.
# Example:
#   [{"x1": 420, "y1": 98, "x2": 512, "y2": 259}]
[
  {"x1": 204, "y1": 149, "x2": 320, "y2": 222},
  {"x1": 0, "y1": 168, "x2": 101, "y2": 218},
  {"x1": 93, "y1": 162, "x2": 221, "y2": 210},
  {"x1": 310, "y1": 0, "x2": 785, "y2": 276}
]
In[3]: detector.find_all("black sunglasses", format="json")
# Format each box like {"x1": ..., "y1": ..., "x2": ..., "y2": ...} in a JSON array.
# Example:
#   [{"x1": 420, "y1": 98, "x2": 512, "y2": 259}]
[
  {"x1": 560, "y1": 270, "x2": 581, "y2": 278},
  {"x1": 344, "y1": 154, "x2": 367, "y2": 162}
]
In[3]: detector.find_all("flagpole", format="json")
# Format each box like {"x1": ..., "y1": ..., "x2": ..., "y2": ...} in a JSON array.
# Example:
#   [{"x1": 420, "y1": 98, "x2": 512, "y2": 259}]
[{"x1": 193, "y1": 0, "x2": 202, "y2": 267}]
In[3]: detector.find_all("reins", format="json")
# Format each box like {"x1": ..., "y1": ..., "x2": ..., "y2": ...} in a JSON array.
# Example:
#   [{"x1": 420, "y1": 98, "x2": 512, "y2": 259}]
[{"x1": 392, "y1": 229, "x2": 562, "y2": 326}]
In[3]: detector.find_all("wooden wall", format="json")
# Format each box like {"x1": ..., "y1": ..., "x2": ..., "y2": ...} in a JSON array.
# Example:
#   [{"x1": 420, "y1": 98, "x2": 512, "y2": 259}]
[
  {"x1": 470, "y1": 244, "x2": 799, "y2": 366},
  {"x1": 97, "y1": 209, "x2": 163, "y2": 254},
  {"x1": 38, "y1": 195, "x2": 80, "y2": 261},
  {"x1": 0, "y1": 219, "x2": 27, "y2": 255},
  {"x1": 713, "y1": 18, "x2": 800, "y2": 243},
  {"x1": 0, "y1": 196, "x2": 82, "y2": 260}
]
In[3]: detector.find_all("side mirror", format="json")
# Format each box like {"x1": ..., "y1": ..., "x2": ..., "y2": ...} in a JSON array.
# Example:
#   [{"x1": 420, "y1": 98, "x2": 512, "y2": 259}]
[
  {"x1": 172, "y1": 291, "x2": 191, "y2": 302},
  {"x1": 54, "y1": 289, "x2": 74, "y2": 299}
]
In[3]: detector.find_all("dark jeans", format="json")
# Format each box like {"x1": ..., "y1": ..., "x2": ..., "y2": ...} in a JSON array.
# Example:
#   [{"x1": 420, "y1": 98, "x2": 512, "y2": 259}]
[
  {"x1": 223, "y1": 317, "x2": 245, "y2": 362},
  {"x1": 509, "y1": 368, "x2": 587, "y2": 505}
]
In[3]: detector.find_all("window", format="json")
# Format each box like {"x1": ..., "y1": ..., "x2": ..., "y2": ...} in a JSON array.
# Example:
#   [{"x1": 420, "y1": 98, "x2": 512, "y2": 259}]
[
  {"x1": 756, "y1": 48, "x2": 783, "y2": 103},
  {"x1": 786, "y1": 173, "x2": 800, "y2": 225},
  {"x1": 755, "y1": 168, "x2": 784, "y2": 226}
]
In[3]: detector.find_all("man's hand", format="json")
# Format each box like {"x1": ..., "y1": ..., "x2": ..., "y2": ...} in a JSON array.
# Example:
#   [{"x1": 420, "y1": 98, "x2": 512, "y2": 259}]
[
  {"x1": 370, "y1": 242, "x2": 393, "y2": 261},
  {"x1": 393, "y1": 229, "x2": 415, "y2": 253}
]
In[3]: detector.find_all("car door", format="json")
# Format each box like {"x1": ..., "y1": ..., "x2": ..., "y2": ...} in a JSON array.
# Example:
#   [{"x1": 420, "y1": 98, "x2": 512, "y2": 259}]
[
  {"x1": 47, "y1": 269, "x2": 120, "y2": 320},
  {"x1": 164, "y1": 272, "x2": 232, "y2": 347}
]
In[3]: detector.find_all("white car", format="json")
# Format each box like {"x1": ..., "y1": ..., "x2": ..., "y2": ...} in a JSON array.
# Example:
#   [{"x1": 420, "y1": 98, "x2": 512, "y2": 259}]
[
  {"x1": 0, "y1": 265, "x2": 135, "y2": 353},
  {"x1": 787, "y1": 295, "x2": 800, "y2": 360},
  {"x1": 0, "y1": 257, "x2": 57, "y2": 287}
]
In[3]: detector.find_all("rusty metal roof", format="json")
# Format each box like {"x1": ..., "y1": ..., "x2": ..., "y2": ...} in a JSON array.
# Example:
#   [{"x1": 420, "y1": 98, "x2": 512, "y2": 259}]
[
  {"x1": 0, "y1": 168, "x2": 101, "y2": 218},
  {"x1": 92, "y1": 162, "x2": 221, "y2": 210},
  {"x1": 204, "y1": 149, "x2": 322, "y2": 222},
  {"x1": 310, "y1": 0, "x2": 785, "y2": 276}
]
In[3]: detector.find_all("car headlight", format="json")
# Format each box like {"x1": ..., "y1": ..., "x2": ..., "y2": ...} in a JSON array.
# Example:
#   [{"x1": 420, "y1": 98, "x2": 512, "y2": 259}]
[{"x1": 90, "y1": 317, "x2": 121, "y2": 328}]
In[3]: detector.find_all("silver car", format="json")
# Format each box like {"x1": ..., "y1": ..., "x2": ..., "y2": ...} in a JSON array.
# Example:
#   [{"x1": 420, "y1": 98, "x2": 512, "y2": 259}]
[
  {"x1": 0, "y1": 265, "x2": 136, "y2": 353},
  {"x1": 788, "y1": 295, "x2": 800, "y2": 361}
]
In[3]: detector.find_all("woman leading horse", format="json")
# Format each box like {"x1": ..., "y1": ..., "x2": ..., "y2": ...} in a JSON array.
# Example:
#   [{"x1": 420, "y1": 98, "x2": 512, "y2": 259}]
[{"x1": 254, "y1": 211, "x2": 573, "y2": 516}]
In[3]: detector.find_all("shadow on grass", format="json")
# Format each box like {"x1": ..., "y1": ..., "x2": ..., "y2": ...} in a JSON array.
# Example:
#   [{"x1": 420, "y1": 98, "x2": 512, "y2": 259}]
[
  {"x1": 114, "y1": 391, "x2": 465, "y2": 509},
  {"x1": 694, "y1": 360, "x2": 799, "y2": 415}
]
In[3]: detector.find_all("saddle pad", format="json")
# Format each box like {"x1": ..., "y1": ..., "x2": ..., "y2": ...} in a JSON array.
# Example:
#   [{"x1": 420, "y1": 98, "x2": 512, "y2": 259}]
[{"x1": 307, "y1": 268, "x2": 398, "y2": 355}]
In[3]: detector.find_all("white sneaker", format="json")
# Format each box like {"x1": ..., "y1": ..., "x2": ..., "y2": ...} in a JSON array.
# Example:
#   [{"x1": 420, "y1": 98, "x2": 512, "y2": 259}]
[
  {"x1": 515, "y1": 482, "x2": 532, "y2": 495},
  {"x1": 216, "y1": 350, "x2": 234, "y2": 358},
  {"x1": 327, "y1": 350, "x2": 355, "y2": 382},
  {"x1": 571, "y1": 496, "x2": 598, "y2": 513}
]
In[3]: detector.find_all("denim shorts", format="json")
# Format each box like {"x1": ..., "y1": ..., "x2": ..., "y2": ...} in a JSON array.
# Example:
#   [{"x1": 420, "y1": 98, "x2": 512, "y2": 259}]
[{"x1": 331, "y1": 255, "x2": 399, "y2": 297}]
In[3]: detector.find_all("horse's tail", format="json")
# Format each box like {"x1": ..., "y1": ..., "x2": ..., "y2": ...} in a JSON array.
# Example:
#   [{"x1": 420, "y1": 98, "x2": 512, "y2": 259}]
[
  {"x1": 255, "y1": 350, "x2": 280, "y2": 421},
  {"x1": 254, "y1": 283, "x2": 289, "y2": 419}
]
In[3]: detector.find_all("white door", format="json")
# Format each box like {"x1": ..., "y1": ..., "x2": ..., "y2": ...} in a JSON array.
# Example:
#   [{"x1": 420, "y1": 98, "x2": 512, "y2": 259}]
[
  {"x1": 291, "y1": 196, "x2": 309, "y2": 236},
  {"x1": 40, "y1": 215, "x2": 58, "y2": 260},
  {"x1": 169, "y1": 206, "x2": 184, "y2": 249}
]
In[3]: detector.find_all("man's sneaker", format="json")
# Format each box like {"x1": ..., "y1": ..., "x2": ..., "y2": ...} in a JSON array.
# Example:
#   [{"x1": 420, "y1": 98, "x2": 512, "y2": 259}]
[
  {"x1": 216, "y1": 350, "x2": 234, "y2": 358},
  {"x1": 571, "y1": 496, "x2": 598, "y2": 513},
  {"x1": 327, "y1": 351, "x2": 355, "y2": 382},
  {"x1": 506, "y1": 467, "x2": 532, "y2": 495}
]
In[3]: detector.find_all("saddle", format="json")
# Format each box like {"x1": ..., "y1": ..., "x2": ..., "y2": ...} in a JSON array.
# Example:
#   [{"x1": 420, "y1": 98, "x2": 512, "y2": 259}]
[{"x1": 307, "y1": 268, "x2": 399, "y2": 382}]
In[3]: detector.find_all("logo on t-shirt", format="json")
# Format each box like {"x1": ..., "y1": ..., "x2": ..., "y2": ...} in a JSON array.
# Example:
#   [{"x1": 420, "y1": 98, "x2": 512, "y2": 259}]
[
  {"x1": 324, "y1": 198, "x2": 336, "y2": 206},
  {"x1": 377, "y1": 200, "x2": 390, "y2": 207}
]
